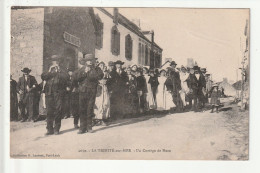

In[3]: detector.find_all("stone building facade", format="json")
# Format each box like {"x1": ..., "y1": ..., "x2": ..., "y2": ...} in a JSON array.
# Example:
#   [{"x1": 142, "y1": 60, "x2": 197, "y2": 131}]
[
  {"x1": 11, "y1": 8, "x2": 44, "y2": 82},
  {"x1": 11, "y1": 7, "x2": 163, "y2": 82},
  {"x1": 93, "y1": 8, "x2": 163, "y2": 68}
]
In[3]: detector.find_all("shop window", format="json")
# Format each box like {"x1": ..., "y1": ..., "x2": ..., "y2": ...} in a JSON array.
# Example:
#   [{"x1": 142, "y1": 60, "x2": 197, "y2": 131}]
[
  {"x1": 95, "y1": 14, "x2": 103, "y2": 49},
  {"x1": 111, "y1": 26, "x2": 120, "y2": 56},
  {"x1": 125, "y1": 34, "x2": 133, "y2": 60}
]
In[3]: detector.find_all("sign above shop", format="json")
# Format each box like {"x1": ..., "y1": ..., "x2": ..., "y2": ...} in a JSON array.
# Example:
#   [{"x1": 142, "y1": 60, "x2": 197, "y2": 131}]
[{"x1": 63, "y1": 32, "x2": 81, "y2": 47}]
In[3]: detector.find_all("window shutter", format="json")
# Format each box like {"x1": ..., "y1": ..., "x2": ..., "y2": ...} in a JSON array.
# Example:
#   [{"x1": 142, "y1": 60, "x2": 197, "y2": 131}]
[
  {"x1": 130, "y1": 38, "x2": 133, "y2": 59},
  {"x1": 116, "y1": 32, "x2": 120, "y2": 55},
  {"x1": 138, "y1": 43, "x2": 142, "y2": 64},
  {"x1": 111, "y1": 30, "x2": 115, "y2": 54}
]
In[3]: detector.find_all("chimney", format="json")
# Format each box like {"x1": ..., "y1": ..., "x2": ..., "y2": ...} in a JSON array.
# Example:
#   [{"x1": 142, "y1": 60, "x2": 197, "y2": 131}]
[{"x1": 113, "y1": 8, "x2": 119, "y2": 25}]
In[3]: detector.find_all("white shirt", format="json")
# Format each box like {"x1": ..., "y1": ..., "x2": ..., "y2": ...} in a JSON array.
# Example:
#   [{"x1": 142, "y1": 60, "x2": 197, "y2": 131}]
[{"x1": 195, "y1": 73, "x2": 200, "y2": 80}]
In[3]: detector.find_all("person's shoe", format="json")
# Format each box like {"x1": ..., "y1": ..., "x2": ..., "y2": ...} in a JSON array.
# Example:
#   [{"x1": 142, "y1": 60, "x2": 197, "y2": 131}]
[
  {"x1": 54, "y1": 131, "x2": 59, "y2": 135},
  {"x1": 77, "y1": 130, "x2": 86, "y2": 134},
  {"x1": 74, "y1": 124, "x2": 79, "y2": 129},
  {"x1": 20, "y1": 119, "x2": 27, "y2": 122},
  {"x1": 45, "y1": 131, "x2": 54, "y2": 136},
  {"x1": 88, "y1": 129, "x2": 93, "y2": 133},
  {"x1": 87, "y1": 128, "x2": 93, "y2": 133}
]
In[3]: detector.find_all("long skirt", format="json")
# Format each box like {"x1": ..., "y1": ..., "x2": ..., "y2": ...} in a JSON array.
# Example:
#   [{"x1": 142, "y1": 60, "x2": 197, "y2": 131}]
[
  {"x1": 165, "y1": 90, "x2": 176, "y2": 110},
  {"x1": 145, "y1": 83, "x2": 156, "y2": 110},
  {"x1": 156, "y1": 85, "x2": 166, "y2": 111},
  {"x1": 39, "y1": 93, "x2": 47, "y2": 116},
  {"x1": 94, "y1": 84, "x2": 110, "y2": 120}
]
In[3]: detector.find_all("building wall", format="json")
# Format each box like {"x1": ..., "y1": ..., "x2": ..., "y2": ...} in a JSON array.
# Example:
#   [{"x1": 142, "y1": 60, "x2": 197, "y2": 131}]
[
  {"x1": 11, "y1": 8, "x2": 44, "y2": 82},
  {"x1": 94, "y1": 9, "x2": 140, "y2": 67},
  {"x1": 43, "y1": 7, "x2": 96, "y2": 72}
]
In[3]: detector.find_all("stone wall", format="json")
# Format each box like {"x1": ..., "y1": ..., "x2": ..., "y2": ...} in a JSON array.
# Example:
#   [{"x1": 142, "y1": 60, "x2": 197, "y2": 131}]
[
  {"x1": 11, "y1": 8, "x2": 44, "y2": 82},
  {"x1": 43, "y1": 7, "x2": 96, "y2": 72}
]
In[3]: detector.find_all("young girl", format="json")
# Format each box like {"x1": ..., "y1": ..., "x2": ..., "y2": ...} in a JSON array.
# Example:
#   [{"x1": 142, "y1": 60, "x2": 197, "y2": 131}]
[{"x1": 209, "y1": 84, "x2": 221, "y2": 113}]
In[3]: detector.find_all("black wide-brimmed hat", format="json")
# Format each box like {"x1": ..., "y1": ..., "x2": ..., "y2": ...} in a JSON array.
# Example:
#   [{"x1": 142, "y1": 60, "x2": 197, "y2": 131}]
[
  {"x1": 170, "y1": 61, "x2": 177, "y2": 66},
  {"x1": 21, "y1": 67, "x2": 31, "y2": 73},
  {"x1": 114, "y1": 60, "x2": 124, "y2": 65},
  {"x1": 193, "y1": 65, "x2": 199, "y2": 71}
]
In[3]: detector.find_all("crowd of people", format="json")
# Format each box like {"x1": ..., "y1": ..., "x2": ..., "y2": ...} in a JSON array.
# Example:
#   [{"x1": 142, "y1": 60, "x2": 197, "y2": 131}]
[{"x1": 10, "y1": 54, "x2": 223, "y2": 135}]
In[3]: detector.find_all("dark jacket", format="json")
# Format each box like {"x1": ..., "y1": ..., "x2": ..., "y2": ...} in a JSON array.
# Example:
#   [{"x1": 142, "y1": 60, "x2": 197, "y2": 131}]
[
  {"x1": 109, "y1": 69, "x2": 128, "y2": 93},
  {"x1": 148, "y1": 76, "x2": 159, "y2": 89},
  {"x1": 136, "y1": 75, "x2": 147, "y2": 93},
  {"x1": 17, "y1": 75, "x2": 38, "y2": 96},
  {"x1": 41, "y1": 69, "x2": 69, "y2": 96},
  {"x1": 126, "y1": 74, "x2": 137, "y2": 94},
  {"x1": 198, "y1": 73, "x2": 206, "y2": 90},
  {"x1": 76, "y1": 65, "x2": 104, "y2": 92},
  {"x1": 187, "y1": 73, "x2": 199, "y2": 91},
  {"x1": 165, "y1": 70, "x2": 181, "y2": 92}
]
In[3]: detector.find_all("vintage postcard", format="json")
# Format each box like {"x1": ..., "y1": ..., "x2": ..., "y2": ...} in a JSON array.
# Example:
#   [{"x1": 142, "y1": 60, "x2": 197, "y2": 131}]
[{"x1": 10, "y1": 7, "x2": 249, "y2": 160}]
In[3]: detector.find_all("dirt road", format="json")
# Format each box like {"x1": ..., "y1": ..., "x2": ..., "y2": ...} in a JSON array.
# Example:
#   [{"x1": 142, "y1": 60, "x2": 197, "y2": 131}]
[{"x1": 10, "y1": 101, "x2": 248, "y2": 160}]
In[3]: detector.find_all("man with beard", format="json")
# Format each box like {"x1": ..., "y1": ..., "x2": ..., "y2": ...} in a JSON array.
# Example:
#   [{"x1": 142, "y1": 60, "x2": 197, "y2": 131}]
[
  {"x1": 76, "y1": 54, "x2": 104, "y2": 134},
  {"x1": 41, "y1": 55, "x2": 70, "y2": 135},
  {"x1": 165, "y1": 61, "x2": 182, "y2": 112},
  {"x1": 17, "y1": 68, "x2": 38, "y2": 122}
]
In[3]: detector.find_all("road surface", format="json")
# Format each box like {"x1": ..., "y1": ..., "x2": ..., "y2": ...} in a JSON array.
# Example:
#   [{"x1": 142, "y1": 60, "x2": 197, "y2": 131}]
[{"x1": 10, "y1": 101, "x2": 248, "y2": 160}]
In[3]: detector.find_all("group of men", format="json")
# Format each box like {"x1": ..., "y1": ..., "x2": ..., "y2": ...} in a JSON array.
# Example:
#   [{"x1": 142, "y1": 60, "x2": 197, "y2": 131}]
[
  {"x1": 165, "y1": 61, "x2": 210, "y2": 112},
  {"x1": 11, "y1": 53, "x2": 211, "y2": 135}
]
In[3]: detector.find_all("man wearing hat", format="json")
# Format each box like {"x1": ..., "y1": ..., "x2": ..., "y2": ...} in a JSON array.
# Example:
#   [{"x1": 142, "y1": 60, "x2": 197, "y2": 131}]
[
  {"x1": 109, "y1": 60, "x2": 128, "y2": 119},
  {"x1": 41, "y1": 55, "x2": 70, "y2": 135},
  {"x1": 165, "y1": 61, "x2": 182, "y2": 111},
  {"x1": 187, "y1": 66, "x2": 200, "y2": 111},
  {"x1": 75, "y1": 54, "x2": 104, "y2": 134},
  {"x1": 17, "y1": 67, "x2": 38, "y2": 122},
  {"x1": 198, "y1": 68, "x2": 207, "y2": 109}
]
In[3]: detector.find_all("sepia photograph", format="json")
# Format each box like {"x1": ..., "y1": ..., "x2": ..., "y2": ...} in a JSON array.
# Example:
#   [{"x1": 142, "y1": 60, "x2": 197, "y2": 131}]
[{"x1": 9, "y1": 7, "x2": 249, "y2": 160}]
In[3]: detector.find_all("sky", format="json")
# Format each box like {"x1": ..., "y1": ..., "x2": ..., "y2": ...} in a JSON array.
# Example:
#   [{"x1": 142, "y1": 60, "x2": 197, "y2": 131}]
[{"x1": 116, "y1": 8, "x2": 249, "y2": 83}]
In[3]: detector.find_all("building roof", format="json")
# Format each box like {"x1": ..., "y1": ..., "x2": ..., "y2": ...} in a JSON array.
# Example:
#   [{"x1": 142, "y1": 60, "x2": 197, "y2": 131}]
[{"x1": 97, "y1": 7, "x2": 162, "y2": 51}]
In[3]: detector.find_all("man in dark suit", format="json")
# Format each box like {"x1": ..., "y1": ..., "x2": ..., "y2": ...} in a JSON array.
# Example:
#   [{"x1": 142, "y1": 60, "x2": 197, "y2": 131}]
[
  {"x1": 75, "y1": 54, "x2": 104, "y2": 134},
  {"x1": 165, "y1": 61, "x2": 182, "y2": 112},
  {"x1": 198, "y1": 68, "x2": 207, "y2": 109},
  {"x1": 41, "y1": 55, "x2": 70, "y2": 135},
  {"x1": 187, "y1": 66, "x2": 200, "y2": 111},
  {"x1": 17, "y1": 68, "x2": 38, "y2": 122},
  {"x1": 10, "y1": 75, "x2": 18, "y2": 121},
  {"x1": 109, "y1": 60, "x2": 128, "y2": 119}
]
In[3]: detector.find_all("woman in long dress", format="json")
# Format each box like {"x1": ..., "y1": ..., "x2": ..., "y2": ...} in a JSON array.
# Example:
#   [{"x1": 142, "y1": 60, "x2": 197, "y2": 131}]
[
  {"x1": 143, "y1": 67, "x2": 156, "y2": 110},
  {"x1": 156, "y1": 70, "x2": 168, "y2": 111},
  {"x1": 125, "y1": 67, "x2": 138, "y2": 117},
  {"x1": 94, "y1": 62, "x2": 110, "y2": 125},
  {"x1": 165, "y1": 68, "x2": 176, "y2": 110},
  {"x1": 179, "y1": 66, "x2": 190, "y2": 109}
]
